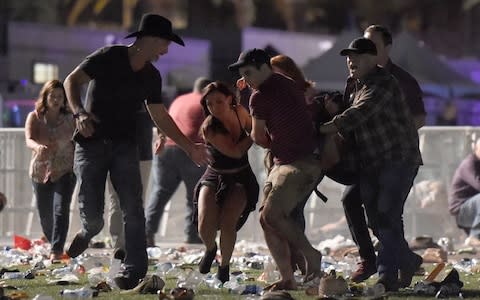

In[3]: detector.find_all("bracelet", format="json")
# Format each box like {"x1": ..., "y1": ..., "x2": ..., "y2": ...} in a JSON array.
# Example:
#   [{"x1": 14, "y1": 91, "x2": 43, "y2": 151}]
[{"x1": 73, "y1": 109, "x2": 87, "y2": 119}]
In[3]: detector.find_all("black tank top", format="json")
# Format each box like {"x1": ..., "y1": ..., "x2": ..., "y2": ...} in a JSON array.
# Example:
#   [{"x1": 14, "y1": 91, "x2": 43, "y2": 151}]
[{"x1": 208, "y1": 108, "x2": 249, "y2": 170}]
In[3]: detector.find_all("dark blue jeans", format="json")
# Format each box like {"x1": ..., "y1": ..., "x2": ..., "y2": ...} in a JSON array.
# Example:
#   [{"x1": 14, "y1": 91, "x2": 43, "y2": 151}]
[
  {"x1": 32, "y1": 172, "x2": 75, "y2": 254},
  {"x1": 360, "y1": 161, "x2": 418, "y2": 282},
  {"x1": 342, "y1": 184, "x2": 377, "y2": 262},
  {"x1": 145, "y1": 146, "x2": 205, "y2": 240},
  {"x1": 74, "y1": 139, "x2": 147, "y2": 280}
]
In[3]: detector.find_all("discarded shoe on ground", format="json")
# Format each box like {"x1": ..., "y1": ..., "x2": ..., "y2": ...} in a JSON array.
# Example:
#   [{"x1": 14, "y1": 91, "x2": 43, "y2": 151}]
[
  {"x1": 305, "y1": 270, "x2": 349, "y2": 297},
  {"x1": 120, "y1": 274, "x2": 165, "y2": 294},
  {"x1": 260, "y1": 290, "x2": 295, "y2": 300},
  {"x1": 413, "y1": 268, "x2": 463, "y2": 297}
]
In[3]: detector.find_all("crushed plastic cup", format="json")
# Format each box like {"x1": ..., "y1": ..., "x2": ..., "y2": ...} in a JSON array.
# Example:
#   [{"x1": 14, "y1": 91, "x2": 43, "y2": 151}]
[
  {"x1": 87, "y1": 267, "x2": 107, "y2": 286},
  {"x1": 14, "y1": 235, "x2": 32, "y2": 250},
  {"x1": 177, "y1": 269, "x2": 204, "y2": 291},
  {"x1": 154, "y1": 262, "x2": 174, "y2": 277},
  {"x1": 147, "y1": 247, "x2": 162, "y2": 260},
  {"x1": 204, "y1": 275, "x2": 222, "y2": 289}
]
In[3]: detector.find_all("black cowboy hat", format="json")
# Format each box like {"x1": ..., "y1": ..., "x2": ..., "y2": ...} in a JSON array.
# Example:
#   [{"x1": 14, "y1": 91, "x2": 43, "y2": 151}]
[{"x1": 125, "y1": 13, "x2": 185, "y2": 47}]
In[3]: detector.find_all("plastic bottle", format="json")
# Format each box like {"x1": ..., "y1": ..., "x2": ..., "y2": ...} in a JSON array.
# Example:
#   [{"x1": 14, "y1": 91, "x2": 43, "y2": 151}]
[
  {"x1": 60, "y1": 287, "x2": 95, "y2": 298},
  {"x1": 263, "y1": 257, "x2": 277, "y2": 282},
  {"x1": 52, "y1": 266, "x2": 73, "y2": 276},
  {"x1": 2, "y1": 272, "x2": 24, "y2": 279}
]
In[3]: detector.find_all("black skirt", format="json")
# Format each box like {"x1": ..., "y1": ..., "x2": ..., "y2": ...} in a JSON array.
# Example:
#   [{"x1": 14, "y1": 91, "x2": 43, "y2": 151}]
[{"x1": 193, "y1": 165, "x2": 259, "y2": 231}]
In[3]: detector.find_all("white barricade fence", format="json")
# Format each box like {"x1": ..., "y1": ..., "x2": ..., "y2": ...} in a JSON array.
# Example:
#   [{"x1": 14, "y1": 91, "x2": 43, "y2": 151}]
[{"x1": 0, "y1": 127, "x2": 476, "y2": 244}]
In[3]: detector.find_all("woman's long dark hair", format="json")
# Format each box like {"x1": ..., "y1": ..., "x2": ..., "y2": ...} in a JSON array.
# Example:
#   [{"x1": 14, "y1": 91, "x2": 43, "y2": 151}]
[{"x1": 199, "y1": 81, "x2": 238, "y2": 138}]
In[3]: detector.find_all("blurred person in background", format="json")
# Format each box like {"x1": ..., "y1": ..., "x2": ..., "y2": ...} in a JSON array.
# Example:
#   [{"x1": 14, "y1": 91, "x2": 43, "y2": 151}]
[
  {"x1": 24, "y1": 80, "x2": 76, "y2": 261},
  {"x1": 144, "y1": 77, "x2": 212, "y2": 246},
  {"x1": 195, "y1": 81, "x2": 259, "y2": 283},
  {"x1": 436, "y1": 100, "x2": 457, "y2": 126},
  {"x1": 449, "y1": 138, "x2": 480, "y2": 246},
  {"x1": 63, "y1": 14, "x2": 209, "y2": 289},
  {"x1": 0, "y1": 192, "x2": 5, "y2": 212}
]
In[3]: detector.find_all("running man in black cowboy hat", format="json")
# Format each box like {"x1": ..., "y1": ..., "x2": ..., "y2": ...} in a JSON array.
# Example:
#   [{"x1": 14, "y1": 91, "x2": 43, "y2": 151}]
[{"x1": 64, "y1": 13, "x2": 210, "y2": 289}]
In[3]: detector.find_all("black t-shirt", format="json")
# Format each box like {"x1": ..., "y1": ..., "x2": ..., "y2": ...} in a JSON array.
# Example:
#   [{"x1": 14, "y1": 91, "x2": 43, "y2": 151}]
[{"x1": 79, "y1": 45, "x2": 162, "y2": 141}]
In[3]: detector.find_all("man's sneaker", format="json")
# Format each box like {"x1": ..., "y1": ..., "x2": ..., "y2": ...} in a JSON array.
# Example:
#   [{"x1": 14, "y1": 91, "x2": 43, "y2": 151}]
[
  {"x1": 131, "y1": 275, "x2": 165, "y2": 294},
  {"x1": 351, "y1": 260, "x2": 377, "y2": 283},
  {"x1": 66, "y1": 233, "x2": 89, "y2": 258},
  {"x1": 399, "y1": 253, "x2": 423, "y2": 288}
]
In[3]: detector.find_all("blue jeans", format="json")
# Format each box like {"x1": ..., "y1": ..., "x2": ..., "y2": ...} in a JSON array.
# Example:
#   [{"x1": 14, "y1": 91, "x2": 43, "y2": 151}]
[
  {"x1": 74, "y1": 139, "x2": 147, "y2": 280},
  {"x1": 32, "y1": 172, "x2": 75, "y2": 254},
  {"x1": 342, "y1": 184, "x2": 377, "y2": 262},
  {"x1": 456, "y1": 193, "x2": 480, "y2": 238},
  {"x1": 145, "y1": 146, "x2": 205, "y2": 239},
  {"x1": 360, "y1": 161, "x2": 418, "y2": 282}
]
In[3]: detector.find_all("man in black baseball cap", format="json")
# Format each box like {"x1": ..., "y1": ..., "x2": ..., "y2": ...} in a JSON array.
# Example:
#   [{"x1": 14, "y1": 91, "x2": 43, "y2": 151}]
[
  {"x1": 318, "y1": 36, "x2": 422, "y2": 291},
  {"x1": 228, "y1": 48, "x2": 271, "y2": 72},
  {"x1": 339, "y1": 37, "x2": 378, "y2": 80},
  {"x1": 340, "y1": 37, "x2": 377, "y2": 56},
  {"x1": 229, "y1": 47, "x2": 324, "y2": 290}
]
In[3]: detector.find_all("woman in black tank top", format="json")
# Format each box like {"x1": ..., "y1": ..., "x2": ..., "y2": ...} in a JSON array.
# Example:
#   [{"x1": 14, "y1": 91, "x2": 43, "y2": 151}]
[{"x1": 194, "y1": 81, "x2": 259, "y2": 283}]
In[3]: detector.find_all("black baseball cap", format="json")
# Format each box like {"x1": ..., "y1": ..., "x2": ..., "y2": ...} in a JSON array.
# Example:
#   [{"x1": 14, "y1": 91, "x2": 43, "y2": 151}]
[
  {"x1": 340, "y1": 37, "x2": 377, "y2": 56},
  {"x1": 228, "y1": 48, "x2": 271, "y2": 71}
]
